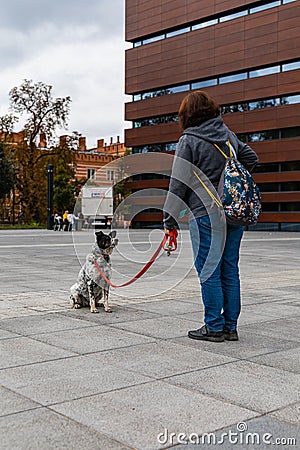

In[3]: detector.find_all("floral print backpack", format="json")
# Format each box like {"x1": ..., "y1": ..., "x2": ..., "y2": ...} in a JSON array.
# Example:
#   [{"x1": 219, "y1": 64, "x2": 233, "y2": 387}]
[{"x1": 214, "y1": 140, "x2": 262, "y2": 226}]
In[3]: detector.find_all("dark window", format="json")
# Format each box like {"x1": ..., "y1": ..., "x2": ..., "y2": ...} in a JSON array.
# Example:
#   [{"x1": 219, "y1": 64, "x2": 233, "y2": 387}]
[
  {"x1": 259, "y1": 183, "x2": 279, "y2": 192},
  {"x1": 254, "y1": 163, "x2": 280, "y2": 173},
  {"x1": 280, "y1": 202, "x2": 300, "y2": 212},
  {"x1": 281, "y1": 182, "x2": 300, "y2": 191},
  {"x1": 262, "y1": 203, "x2": 280, "y2": 212},
  {"x1": 281, "y1": 161, "x2": 300, "y2": 171},
  {"x1": 281, "y1": 127, "x2": 300, "y2": 138}
]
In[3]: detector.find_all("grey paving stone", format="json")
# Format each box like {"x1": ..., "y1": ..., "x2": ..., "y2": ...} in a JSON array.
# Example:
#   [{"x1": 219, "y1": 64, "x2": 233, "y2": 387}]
[
  {"x1": 0, "y1": 313, "x2": 97, "y2": 336},
  {"x1": 125, "y1": 299, "x2": 202, "y2": 316},
  {"x1": 172, "y1": 329, "x2": 298, "y2": 360},
  {"x1": 114, "y1": 316, "x2": 199, "y2": 339},
  {"x1": 269, "y1": 403, "x2": 300, "y2": 425},
  {"x1": 241, "y1": 318, "x2": 300, "y2": 343},
  {"x1": 165, "y1": 360, "x2": 300, "y2": 414},
  {"x1": 0, "y1": 408, "x2": 131, "y2": 450},
  {"x1": 0, "y1": 355, "x2": 151, "y2": 405},
  {"x1": 90, "y1": 340, "x2": 236, "y2": 378},
  {"x1": 0, "y1": 386, "x2": 40, "y2": 417},
  {"x1": 0, "y1": 328, "x2": 19, "y2": 339},
  {"x1": 0, "y1": 336, "x2": 75, "y2": 369},
  {"x1": 51, "y1": 381, "x2": 256, "y2": 450},
  {"x1": 169, "y1": 415, "x2": 299, "y2": 449},
  {"x1": 249, "y1": 348, "x2": 300, "y2": 374},
  {"x1": 241, "y1": 303, "x2": 300, "y2": 320},
  {"x1": 64, "y1": 304, "x2": 159, "y2": 324},
  {"x1": 180, "y1": 308, "x2": 274, "y2": 326},
  {"x1": 31, "y1": 324, "x2": 154, "y2": 354}
]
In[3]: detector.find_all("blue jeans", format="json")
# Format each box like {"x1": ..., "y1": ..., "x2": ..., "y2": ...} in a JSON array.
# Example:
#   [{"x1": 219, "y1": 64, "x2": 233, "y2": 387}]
[{"x1": 189, "y1": 214, "x2": 244, "y2": 332}]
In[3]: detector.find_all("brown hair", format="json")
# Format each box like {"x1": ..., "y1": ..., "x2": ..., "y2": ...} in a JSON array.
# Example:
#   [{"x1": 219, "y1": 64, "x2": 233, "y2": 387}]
[{"x1": 178, "y1": 90, "x2": 220, "y2": 130}]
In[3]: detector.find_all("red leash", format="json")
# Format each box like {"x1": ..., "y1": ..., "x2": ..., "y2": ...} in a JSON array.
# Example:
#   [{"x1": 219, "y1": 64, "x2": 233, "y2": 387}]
[{"x1": 94, "y1": 231, "x2": 177, "y2": 288}]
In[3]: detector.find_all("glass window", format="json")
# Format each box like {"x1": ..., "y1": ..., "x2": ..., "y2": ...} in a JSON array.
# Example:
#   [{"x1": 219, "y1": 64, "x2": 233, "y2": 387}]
[
  {"x1": 281, "y1": 182, "x2": 300, "y2": 191},
  {"x1": 259, "y1": 182, "x2": 279, "y2": 192},
  {"x1": 249, "y1": 98, "x2": 280, "y2": 110},
  {"x1": 281, "y1": 95, "x2": 300, "y2": 105},
  {"x1": 142, "y1": 92, "x2": 154, "y2": 100},
  {"x1": 280, "y1": 202, "x2": 300, "y2": 212},
  {"x1": 249, "y1": 66, "x2": 280, "y2": 78},
  {"x1": 143, "y1": 35, "x2": 164, "y2": 45},
  {"x1": 106, "y1": 170, "x2": 114, "y2": 181},
  {"x1": 248, "y1": 130, "x2": 279, "y2": 141},
  {"x1": 166, "y1": 27, "x2": 190, "y2": 38},
  {"x1": 261, "y1": 203, "x2": 280, "y2": 212},
  {"x1": 282, "y1": 61, "x2": 300, "y2": 71},
  {"x1": 192, "y1": 79, "x2": 217, "y2": 89},
  {"x1": 282, "y1": 0, "x2": 297, "y2": 4},
  {"x1": 133, "y1": 41, "x2": 142, "y2": 48},
  {"x1": 87, "y1": 169, "x2": 95, "y2": 180},
  {"x1": 133, "y1": 121, "x2": 141, "y2": 128},
  {"x1": 219, "y1": 72, "x2": 247, "y2": 84},
  {"x1": 169, "y1": 84, "x2": 190, "y2": 94},
  {"x1": 222, "y1": 103, "x2": 248, "y2": 114},
  {"x1": 219, "y1": 10, "x2": 248, "y2": 22},
  {"x1": 237, "y1": 134, "x2": 248, "y2": 142},
  {"x1": 165, "y1": 143, "x2": 177, "y2": 151},
  {"x1": 133, "y1": 94, "x2": 142, "y2": 101},
  {"x1": 281, "y1": 127, "x2": 300, "y2": 138},
  {"x1": 250, "y1": 1, "x2": 280, "y2": 14},
  {"x1": 192, "y1": 19, "x2": 218, "y2": 30},
  {"x1": 254, "y1": 163, "x2": 280, "y2": 173},
  {"x1": 281, "y1": 161, "x2": 300, "y2": 171}
]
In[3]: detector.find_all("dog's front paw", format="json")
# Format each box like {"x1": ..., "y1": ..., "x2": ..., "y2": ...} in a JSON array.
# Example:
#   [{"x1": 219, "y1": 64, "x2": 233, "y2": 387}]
[
  {"x1": 104, "y1": 307, "x2": 112, "y2": 313},
  {"x1": 90, "y1": 308, "x2": 99, "y2": 313},
  {"x1": 73, "y1": 303, "x2": 82, "y2": 309}
]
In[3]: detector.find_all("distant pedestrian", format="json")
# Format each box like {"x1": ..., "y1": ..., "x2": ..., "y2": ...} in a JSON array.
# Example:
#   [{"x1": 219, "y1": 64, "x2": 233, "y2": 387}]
[
  {"x1": 67, "y1": 212, "x2": 78, "y2": 231},
  {"x1": 53, "y1": 213, "x2": 62, "y2": 231},
  {"x1": 62, "y1": 210, "x2": 69, "y2": 231}
]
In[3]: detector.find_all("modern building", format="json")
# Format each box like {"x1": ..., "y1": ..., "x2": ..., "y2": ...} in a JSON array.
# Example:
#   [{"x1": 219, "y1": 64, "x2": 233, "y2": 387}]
[{"x1": 124, "y1": 0, "x2": 300, "y2": 230}]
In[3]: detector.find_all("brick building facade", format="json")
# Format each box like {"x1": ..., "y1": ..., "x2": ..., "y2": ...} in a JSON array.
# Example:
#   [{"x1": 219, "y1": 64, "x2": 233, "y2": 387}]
[{"x1": 124, "y1": 0, "x2": 300, "y2": 230}]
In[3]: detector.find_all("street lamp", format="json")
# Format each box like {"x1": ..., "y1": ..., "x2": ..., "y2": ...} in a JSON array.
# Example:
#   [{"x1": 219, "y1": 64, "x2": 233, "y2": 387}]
[{"x1": 47, "y1": 164, "x2": 53, "y2": 230}]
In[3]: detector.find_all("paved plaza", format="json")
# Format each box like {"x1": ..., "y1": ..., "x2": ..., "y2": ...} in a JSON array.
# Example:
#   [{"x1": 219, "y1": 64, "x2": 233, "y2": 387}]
[{"x1": 0, "y1": 229, "x2": 299, "y2": 449}]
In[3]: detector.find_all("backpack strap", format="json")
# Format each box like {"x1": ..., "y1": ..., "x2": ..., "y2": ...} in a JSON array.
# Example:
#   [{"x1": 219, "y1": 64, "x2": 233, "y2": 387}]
[{"x1": 214, "y1": 139, "x2": 236, "y2": 159}]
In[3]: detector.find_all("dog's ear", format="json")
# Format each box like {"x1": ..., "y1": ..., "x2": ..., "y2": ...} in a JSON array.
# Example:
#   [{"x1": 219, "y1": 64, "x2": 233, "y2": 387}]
[
  {"x1": 109, "y1": 230, "x2": 116, "y2": 238},
  {"x1": 113, "y1": 238, "x2": 119, "y2": 246},
  {"x1": 95, "y1": 231, "x2": 104, "y2": 237}
]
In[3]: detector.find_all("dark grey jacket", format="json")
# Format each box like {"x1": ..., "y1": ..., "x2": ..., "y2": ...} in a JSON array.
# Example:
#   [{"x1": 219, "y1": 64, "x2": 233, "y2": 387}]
[{"x1": 163, "y1": 116, "x2": 259, "y2": 229}]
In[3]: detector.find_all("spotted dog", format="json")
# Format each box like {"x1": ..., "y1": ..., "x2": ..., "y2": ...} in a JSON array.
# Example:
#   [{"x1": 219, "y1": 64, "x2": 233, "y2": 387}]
[{"x1": 70, "y1": 230, "x2": 118, "y2": 313}]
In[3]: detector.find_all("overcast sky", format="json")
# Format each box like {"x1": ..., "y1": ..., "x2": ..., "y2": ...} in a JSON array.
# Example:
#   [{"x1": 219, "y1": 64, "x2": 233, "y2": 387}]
[{"x1": 0, "y1": 0, "x2": 130, "y2": 148}]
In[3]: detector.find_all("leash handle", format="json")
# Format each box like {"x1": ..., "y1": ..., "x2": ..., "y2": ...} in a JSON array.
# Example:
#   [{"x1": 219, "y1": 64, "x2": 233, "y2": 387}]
[
  {"x1": 94, "y1": 234, "x2": 168, "y2": 288},
  {"x1": 163, "y1": 228, "x2": 178, "y2": 256}
]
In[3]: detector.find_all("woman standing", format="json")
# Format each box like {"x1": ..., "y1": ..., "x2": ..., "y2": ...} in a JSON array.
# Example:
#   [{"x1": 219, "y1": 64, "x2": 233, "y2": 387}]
[{"x1": 163, "y1": 91, "x2": 258, "y2": 342}]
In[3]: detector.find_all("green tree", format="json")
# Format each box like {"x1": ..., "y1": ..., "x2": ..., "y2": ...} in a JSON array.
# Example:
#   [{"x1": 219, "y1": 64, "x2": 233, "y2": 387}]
[{"x1": 0, "y1": 141, "x2": 14, "y2": 199}]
